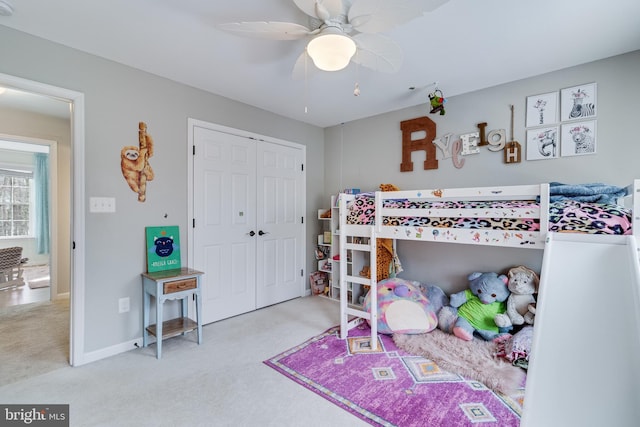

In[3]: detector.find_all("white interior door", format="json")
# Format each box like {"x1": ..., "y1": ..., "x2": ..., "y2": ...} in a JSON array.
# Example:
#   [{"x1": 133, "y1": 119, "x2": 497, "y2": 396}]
[
  {"x1": 193, "y1": 126, "x2": 257, "y2": 324},
  {"x1": 256, "y1": 141, "x2": 305, "y2": 308}
]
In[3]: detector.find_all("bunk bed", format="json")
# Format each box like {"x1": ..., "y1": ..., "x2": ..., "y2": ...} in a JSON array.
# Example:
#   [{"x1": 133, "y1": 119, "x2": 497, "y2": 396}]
[{"x1": 337, "y1": 180, "x2": 640, "y2": 426}]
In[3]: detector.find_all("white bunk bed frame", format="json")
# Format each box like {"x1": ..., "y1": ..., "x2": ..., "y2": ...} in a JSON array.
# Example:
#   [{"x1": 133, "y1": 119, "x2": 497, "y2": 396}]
[
  {"x1": 338, "y1": 180, "x2": 640, "y2": 426},
  {"x1": 339, "y1": 183, "x2": 553, "y2": 346}
]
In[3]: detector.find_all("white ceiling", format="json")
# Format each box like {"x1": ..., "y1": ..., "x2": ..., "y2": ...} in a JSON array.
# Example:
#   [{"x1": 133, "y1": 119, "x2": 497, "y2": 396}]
[{"x1": 1, "y1": 0, "x2": 639, "y2": 128}]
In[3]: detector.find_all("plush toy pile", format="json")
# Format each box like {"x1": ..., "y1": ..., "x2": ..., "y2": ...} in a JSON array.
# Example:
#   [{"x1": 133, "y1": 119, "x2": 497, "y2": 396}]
[{"x1": 363, "y1": 266, "x2": 539, "y2": 344}]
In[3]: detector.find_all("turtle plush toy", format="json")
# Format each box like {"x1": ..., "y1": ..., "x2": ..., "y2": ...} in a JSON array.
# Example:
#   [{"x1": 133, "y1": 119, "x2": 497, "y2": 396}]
[{"x1": 429, "y1": 90, "x2": 446, "y2": 115}]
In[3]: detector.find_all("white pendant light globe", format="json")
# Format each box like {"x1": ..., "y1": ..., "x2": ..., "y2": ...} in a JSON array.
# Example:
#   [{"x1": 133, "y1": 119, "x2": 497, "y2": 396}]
[{"x1": 307, "y1": 28, "x2": 357, "y2": 72}]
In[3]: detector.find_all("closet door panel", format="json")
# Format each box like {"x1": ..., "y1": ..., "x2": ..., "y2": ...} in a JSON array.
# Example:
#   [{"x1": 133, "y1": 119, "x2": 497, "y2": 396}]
[
  {"x1": 193, "y1": 126, "x2": 257, "y2": 324},
  {"x1": 256, "y1": 142, "x2": 304, "y2": 307},
  {"x1": 192, "y1": 122, "x2": 305, "y2": 320}
]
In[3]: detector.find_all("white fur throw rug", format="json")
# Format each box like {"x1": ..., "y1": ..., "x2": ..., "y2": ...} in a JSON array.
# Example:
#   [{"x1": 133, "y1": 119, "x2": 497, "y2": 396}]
[{"x1": 393, "y1": 329, "x2": 526, "y2": 394}]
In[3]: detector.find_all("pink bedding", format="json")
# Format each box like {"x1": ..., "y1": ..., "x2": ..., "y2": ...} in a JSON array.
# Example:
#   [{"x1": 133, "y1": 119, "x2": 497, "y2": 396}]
[{"x1": 346, "y1": 193, "x2": 632, "y2": 235}]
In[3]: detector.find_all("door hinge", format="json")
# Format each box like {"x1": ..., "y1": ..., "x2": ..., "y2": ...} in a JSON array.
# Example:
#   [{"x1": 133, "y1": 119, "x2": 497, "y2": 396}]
[
  {"x1": 301, "y1": 216, "x2": 304, "y2": 224},
  {"x1": 301, "y1": 269, "x2": 304, "y2": 277},
  {"x1": 192, "y1": 145, "x2": 196, "y2": 155},
  {"x1": 301, "y1": 163, "x2": 304, "y2": 172},
  {"x1": 192, "y1": 218, "x2": 196, "y2": 228}
]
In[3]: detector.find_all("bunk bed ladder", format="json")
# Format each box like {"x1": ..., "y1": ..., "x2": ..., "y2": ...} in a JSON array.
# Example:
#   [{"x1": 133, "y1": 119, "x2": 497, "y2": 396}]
[
  {"x1": 339, "y1": 217, "x2": 379, "y2": 348},
  {"x1": 521, "y1": 232, "x2": 640, "y2": 426}
]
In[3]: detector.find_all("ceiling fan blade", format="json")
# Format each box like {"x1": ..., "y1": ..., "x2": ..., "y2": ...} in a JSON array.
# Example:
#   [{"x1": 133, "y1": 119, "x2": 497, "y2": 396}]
[
  {"x1": 348, "y1": 0, "x2": 445, "y2": 33},
  {"x1": 216, "y1": 21, "x2": 312, "y2": 40},
  {"x1": 418, "y1": 0, "x2": 451, "y2": 12},
  {"x1": 351, "y1": 33, "x2": 403, "y2": 73},
  {"x1": 293, "y1": 0, "x2": 346, "y2": 20}
]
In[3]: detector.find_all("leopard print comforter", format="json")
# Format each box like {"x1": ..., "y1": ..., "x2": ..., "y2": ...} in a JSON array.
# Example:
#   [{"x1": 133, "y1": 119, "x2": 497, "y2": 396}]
[{"x1": 346, "y1": 193, "x2": 631, "y2": 235}]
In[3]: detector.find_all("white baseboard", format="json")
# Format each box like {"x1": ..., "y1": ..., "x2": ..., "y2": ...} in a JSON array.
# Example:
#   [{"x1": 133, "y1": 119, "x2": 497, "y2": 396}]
[
  {"x1": 54, "y1": 292, "x2": 69, "y2": 301},
  {"x1": 77, "y1": 337, "x2": 143, "y2": 366}
]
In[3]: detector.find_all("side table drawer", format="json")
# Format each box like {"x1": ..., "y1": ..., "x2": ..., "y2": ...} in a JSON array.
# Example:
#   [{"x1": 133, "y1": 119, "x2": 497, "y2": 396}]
[{"x1": 164, "y1": 278, "x2": 197, "y2": 294}]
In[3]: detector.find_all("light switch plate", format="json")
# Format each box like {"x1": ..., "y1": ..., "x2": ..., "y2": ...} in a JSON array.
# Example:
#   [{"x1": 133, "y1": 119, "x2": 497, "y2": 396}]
[{"x1": 90, "y1": 197, "x2": 116, "y2": 213}]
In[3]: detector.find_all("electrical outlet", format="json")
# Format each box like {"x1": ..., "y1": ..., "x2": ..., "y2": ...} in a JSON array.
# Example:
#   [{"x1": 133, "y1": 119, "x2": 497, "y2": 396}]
[{"x1": 118, "y1": 297, "x2": 130, "y2": 313}]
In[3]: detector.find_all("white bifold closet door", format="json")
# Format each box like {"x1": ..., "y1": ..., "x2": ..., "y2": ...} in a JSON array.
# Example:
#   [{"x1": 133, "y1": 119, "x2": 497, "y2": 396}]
[{"x1": 192, "y1": 125, "x2": 305, "y2": 324}]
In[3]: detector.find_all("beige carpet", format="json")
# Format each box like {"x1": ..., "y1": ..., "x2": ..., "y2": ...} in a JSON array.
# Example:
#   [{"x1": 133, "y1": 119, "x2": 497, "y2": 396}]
[
  {"x1": 0, "y1": 296, "x2": 369, "y2": 426},
  {"x1": 0, "y1": 298, "x2": 69, "y2": 385}
]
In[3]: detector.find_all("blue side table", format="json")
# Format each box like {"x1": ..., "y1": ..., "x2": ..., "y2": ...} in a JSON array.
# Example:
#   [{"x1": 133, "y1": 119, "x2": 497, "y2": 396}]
[{"x1": 142, "y1": 267, "x2": 203, "y2": 359}]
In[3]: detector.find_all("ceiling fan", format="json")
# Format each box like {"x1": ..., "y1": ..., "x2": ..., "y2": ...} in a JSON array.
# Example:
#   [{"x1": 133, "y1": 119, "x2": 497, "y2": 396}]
[{"x1": 217, "y1": 0, "x2": 450, "y2": 75}]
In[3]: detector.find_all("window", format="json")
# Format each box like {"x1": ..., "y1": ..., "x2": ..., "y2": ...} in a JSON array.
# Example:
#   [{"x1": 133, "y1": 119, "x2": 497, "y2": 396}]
[{"x1": 0, "y1": 170, "x2": 32, "y2": 237}]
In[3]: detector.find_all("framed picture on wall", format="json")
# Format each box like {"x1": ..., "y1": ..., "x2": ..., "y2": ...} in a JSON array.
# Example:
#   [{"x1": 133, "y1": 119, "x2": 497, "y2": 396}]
[
  {"x1": 145, "y1": 225, "x2": 181, "y2": 272},
  {"x1": 561, "y1": 121, "x2": 597, "y2": 157},
  {"x1": 560, "y1": 82, "x2": 597, "y2": 121},
  {"x1": 526, "y1": 91, "x2": 558, "y2": 127},
  {"x1": 526, "y1": 126, "x2": 559, "y2": 160}
]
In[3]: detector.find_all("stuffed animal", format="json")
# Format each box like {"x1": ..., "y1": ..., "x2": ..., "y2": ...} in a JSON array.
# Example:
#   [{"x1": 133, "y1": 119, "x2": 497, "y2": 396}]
[
  {"x1": 429, "y1": 90, "x2": 446, "y2": 115},
  {"x1": 360, "y1": 183, "x2": 402, "y2": 282},
  {"x1": 363, "y1": 278, "x2": 445, "y2": 335},
  {"x1": 438, "y1": 272, "x2": 510, "y2": 341},
  {"x1": 379, "y1": 183, "x2": 400, "y2": 192},
  {"x1": 416, "y1": 282, "x2": 449, "y2": 316},
  {"x1": 494, "y1": 266, "x2": 539, "y2": 329}
]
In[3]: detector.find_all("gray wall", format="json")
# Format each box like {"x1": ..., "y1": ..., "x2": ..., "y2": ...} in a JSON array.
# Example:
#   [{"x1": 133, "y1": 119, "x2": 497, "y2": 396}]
[
  {"x1": 0, "y1": 26, "x2": 325, "y2": 354},
  {"x1": 324, "y1": 50, "x2": 640, "y2": 292}
]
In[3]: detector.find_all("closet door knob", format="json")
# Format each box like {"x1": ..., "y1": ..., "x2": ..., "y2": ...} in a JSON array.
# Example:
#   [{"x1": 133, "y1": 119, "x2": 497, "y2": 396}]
[
  {"x1": 247, "y1": 231, "x2": 256, "y2": 236},
  {"x1": 258, "y1": 230, "x2": 269, "y2": 236}
]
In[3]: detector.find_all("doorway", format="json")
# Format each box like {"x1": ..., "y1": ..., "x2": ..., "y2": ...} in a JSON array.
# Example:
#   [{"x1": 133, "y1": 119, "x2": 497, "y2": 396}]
[
  {"x1": 0, "y1": 72, "x2": 86, "y2": 366},
  {"x1": 0, "y1": 138, "x2": 56, "y2": 307}
]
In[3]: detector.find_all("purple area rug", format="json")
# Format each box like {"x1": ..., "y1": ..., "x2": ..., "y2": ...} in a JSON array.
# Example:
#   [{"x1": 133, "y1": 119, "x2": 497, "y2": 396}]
[{"x1": 264, "y1": 324, "x2": 524, "y2": 426}]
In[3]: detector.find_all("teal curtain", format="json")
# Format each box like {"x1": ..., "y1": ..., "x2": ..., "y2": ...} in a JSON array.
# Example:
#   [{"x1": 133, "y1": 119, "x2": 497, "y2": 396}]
[{"x1": 34, "y1": 153, "x2": 50, "y2": 254}]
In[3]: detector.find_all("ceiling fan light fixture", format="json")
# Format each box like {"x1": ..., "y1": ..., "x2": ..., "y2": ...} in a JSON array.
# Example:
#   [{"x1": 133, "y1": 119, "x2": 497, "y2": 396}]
[{"x1": 307, "y1": 32, "x2": 356, "y2": 72}]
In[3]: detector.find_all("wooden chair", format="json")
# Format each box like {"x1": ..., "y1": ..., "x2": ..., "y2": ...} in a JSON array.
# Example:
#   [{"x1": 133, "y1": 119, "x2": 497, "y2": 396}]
[{"x1": 0, "y1": 247, "x2": 28, "y2": 289}]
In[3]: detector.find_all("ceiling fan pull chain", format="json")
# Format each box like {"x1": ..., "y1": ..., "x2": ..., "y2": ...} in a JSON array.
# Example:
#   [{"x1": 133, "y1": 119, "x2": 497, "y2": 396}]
[{"x1": 304, "y1": 50, "x2": 309, "y2": 113}]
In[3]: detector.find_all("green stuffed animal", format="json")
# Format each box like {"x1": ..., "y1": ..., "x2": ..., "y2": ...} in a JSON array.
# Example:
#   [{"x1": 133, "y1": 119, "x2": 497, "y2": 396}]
[{"x1": 429, "y1": 90, "x2": 446, "y2": 115}]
